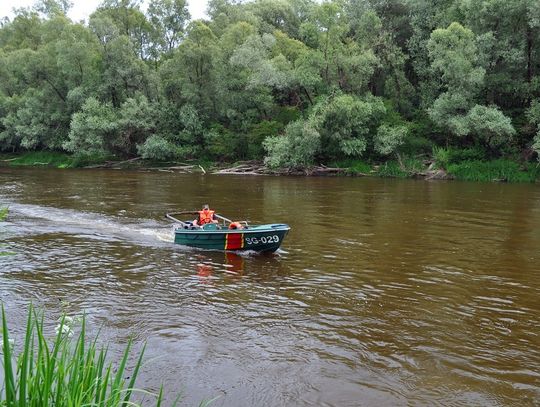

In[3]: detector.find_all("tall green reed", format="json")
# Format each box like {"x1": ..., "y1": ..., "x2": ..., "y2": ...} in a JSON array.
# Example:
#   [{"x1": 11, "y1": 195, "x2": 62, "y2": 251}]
[{"x1": 0, "y1": 306, "x2": 166, "y2": 407}]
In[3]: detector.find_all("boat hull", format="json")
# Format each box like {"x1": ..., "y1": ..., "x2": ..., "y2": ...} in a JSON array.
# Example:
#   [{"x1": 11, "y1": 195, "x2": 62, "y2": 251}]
[{"x1": 174, "y1": 224, "x2": 290, "y2": 253}]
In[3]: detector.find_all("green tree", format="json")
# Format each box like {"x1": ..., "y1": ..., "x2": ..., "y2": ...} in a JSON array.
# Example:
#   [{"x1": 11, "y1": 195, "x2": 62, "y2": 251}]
[
  {"x1": 313, "y1": 94, "x2": 386, "y2": 160},
  {"x1": 466, "y1": 105, "x2": 515, "y2": 150},
  {"x1": 265, "y1": 93, "x2": 388, "y2": 166},
  {"x1": 160, "y1": 21, "x2": 217, "y2": 114},
  {"x1": 427, "y1": 21, "x2": 514, "y2": 151},
  {"x1": 374, "y1": 124, "x2": 408, "y2": 156},
  {"x1": 147, "y1": 0, "x2": 189, "y2": 58},
  {"x1": 92, "y1": 0, "x2": 152, "y2": 60},
  {"x1": 527, "y1": 99, "x2": 540, "y2": 160},
  {"x1": 264, "y1": 120, "x2": 320, "y2": 168},
  {"x1": 90, "y1": 14, "x2": 157, "y2": 107},
  {"x1": 63, "y1": 97, "x2": 117, "y2": 156},
  {"x1": 115, "y1": 95, "x2": 156, "y2": 155},
  {"x1": 0, "y1": 0, "x2": 539, "y2": 169},
  {"x1": 459, "y1": 0, "x2": 538, "y2": 108},
  {"x1": 34, "y1": 0, "x2": 73, "y2": 18}
]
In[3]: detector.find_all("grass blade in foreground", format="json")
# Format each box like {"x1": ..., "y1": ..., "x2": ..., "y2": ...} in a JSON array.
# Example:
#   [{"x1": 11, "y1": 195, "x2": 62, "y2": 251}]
[{"x1": 0, "y1": 306, "x2": 165, "y2": 406}]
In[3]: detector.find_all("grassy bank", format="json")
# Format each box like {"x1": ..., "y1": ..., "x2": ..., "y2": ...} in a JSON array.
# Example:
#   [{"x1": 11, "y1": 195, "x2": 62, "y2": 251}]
[
  {"x1": 2, "y1": 151, "x2": 539, "y2": 183},
  {"x1": 0, "y1": 152, "x2": 212, "y2": 170},
  {"x1": 333, "y1": 152, "x2": 540, "y2": 183},
  {"x1": 1, "y1": 151, "x2": 75, "y2": 168},
  {"x1": 445, "y1": 159, "x2": 540, "y2": 182},
  {"x1": 1, "y1": 305, "x2": 167, "y2": 406}
]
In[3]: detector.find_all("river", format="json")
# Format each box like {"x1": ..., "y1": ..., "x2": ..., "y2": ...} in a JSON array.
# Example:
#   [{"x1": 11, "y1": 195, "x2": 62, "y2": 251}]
[{"x1": 0, "y1": 168, "x2": 539, "y2": 406}]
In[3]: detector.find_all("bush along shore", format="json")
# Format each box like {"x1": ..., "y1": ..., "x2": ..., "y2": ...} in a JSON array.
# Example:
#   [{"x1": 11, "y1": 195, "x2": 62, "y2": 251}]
[
  {"x1": 1, "y1": 1, "x2": 540, "y2": 182},
  {"x1": 1, "y1": 150, "x2": 539, "y2": 183}
]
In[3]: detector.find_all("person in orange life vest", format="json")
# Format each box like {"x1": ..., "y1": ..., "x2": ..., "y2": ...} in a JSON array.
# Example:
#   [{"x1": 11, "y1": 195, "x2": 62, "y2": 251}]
[{"x1": 193, "y1": 204, "x2": 219, "y2": 227}]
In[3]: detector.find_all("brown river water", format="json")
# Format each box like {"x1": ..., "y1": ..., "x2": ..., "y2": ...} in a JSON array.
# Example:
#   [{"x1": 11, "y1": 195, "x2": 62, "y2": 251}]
[{"x1": 0, "y1": 168, "x2": 539, "y2": 406}]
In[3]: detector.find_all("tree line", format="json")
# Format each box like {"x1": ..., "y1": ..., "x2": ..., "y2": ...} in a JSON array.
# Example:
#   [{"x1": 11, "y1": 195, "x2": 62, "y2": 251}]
[{"x1": 1, "y1": 0, "x2": 540, "y2": 168}]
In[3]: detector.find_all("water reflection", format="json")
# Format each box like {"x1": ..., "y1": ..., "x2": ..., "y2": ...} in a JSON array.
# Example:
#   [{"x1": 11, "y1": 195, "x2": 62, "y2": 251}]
[{"x1": 192, "y1": 251, "x2": 291, "y2": 286}]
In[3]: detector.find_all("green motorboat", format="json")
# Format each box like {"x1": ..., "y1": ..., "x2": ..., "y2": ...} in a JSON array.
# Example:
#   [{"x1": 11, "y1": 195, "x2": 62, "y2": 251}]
[{"x1": 166, "y1": 212, "x2": 290, "y2": 253}]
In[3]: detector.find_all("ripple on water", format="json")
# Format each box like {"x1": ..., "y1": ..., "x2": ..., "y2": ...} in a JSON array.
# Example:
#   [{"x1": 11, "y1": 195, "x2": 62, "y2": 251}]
[{"x1": 1, "y1": 171, "x2": 540, "y2": 406}]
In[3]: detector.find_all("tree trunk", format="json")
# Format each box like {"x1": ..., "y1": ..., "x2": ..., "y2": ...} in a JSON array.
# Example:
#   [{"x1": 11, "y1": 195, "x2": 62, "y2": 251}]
[
  {"x1": 527, "y1": 27, "x2": 533, "y2": 85},
  {"x1": 302, "y1": 87, "x2": 313, "y2": 105}
]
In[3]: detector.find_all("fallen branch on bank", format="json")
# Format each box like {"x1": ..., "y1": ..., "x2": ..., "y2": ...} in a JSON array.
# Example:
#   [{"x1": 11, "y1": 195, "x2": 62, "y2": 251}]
[
  {"x1": 213, "y1": 161, "x2": 360, "y2": 176},
  {"x1": 166, "y1": 165, "x2": 199, "y2": 170},
  {"x1": 143, "y1": 163, "x2": 207, "y2": 173},
  {"x1": 213, "y1": 161, "x2": 267, "y2": 175},
  {"x1": 85, "y1": 157, "x2": 142, "y2": 168},
  {"x1": 307, "y1": 165, "x2": 351, "y2": 176}
]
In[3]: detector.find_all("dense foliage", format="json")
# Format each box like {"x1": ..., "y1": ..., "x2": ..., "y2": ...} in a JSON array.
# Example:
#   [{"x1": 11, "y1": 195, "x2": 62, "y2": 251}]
[{"x1": 1, "y1": 0, "x2": 539, "y2": 168}]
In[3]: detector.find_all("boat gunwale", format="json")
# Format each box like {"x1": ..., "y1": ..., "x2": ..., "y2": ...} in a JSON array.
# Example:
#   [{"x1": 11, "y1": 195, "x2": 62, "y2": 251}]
[{"x1": 174, "y1": 225, "x2": 290, "y2": 235}]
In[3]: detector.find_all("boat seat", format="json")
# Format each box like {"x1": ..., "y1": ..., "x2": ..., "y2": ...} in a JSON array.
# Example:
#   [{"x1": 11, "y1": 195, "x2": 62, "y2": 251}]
[{"x1": 202, "y1": 223, "x2": 220, "y2": 230}]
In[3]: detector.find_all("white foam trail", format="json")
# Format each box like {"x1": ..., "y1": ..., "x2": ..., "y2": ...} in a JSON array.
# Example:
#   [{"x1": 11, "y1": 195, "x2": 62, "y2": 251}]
[
  {"x1": 138, "y1": 228, "x2": 174, "y2": 243},
  {"x1": 8, "y1": 203, "x2": 174, "y2": 244}
]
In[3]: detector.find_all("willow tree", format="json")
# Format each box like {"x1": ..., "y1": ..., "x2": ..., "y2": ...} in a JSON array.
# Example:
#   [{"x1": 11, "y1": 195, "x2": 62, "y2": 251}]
[{"x1": 427, "y1": 22, "x2": 514, "y2": 151}]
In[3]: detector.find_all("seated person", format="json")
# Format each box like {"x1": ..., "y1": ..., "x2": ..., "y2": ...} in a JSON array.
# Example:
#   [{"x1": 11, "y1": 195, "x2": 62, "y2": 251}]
[{"x1": 193, "y1": 204, "x2": 219, "y2": 227}]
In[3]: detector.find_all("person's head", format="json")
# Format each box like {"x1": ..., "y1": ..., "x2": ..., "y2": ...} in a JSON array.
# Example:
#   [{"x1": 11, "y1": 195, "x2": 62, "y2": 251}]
[{"x1": 202, "y1": 204, "x2": 210, "y2": 211}]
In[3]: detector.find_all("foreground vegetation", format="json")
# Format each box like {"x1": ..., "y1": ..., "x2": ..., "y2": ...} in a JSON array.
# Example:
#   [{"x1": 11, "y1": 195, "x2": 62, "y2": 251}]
[
  {"x1": 0, "y1": 306, "x2": 169, "y2": 406},
  {"x1": 1, "y1": 0, "x2": 540, "y2": 180}
]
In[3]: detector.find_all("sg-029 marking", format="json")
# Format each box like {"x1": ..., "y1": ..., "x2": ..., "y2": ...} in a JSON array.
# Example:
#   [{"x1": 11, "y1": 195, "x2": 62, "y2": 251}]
[{"x1": 245, "y1": 235, "x2": 280, "y2": 245}]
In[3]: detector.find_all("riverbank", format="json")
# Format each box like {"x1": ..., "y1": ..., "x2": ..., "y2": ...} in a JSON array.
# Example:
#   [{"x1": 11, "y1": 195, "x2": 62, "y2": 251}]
[{"x1": 2, "y1": 151, "x2": 539, "y2": 183}]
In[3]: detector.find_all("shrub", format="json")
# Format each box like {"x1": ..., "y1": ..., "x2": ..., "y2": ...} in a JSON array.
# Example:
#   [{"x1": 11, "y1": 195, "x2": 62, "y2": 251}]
[
  {"x1": 330, "y1": 159, "x2": 372, "y2": 174},
  {"x1": 247, "y1": 120, "x2": 283, "y2": 159},
  {"x1": 63, "y1": 97, "x2": 118, "y2": 156},
  {"x1": 401, "y1": 135, "x2": 434, "y2": 155},
  {"x1": 137, "y1": 135, "x2": 190, "y2": 161},
  {"x1": 264, "y1": 120, "x2": 320, "y2": 168},
  {"x1": 466, "y1": 105, "x2": 515, "y2": 149},
  {"x1": 433, "y1": 146, "x2": 486, "y2": 169},
  {"x1": 533, "y1": 132, "x2": 540, "y2": 162},
  {"x1": 313, "y1": 94, "x2": 386, "y2": 160},
  {"x1": 376, "y1": 157, "x2": 425, "y2": 178},
  {"x1": 376, "y1": 160, "x2": 408, "y2": 178},
  {"x1": 447, "y1": 159, "x2": 540, "y2": 182},
  {"x1": 374, "y1": 124, "x2": 408, "y2": 155},
  {"x1": 273, "y1": 106, "x2": 300, "y2": 125},
  {"x1": 204, "y1": 125, "x2": 241, "y2": 161}
]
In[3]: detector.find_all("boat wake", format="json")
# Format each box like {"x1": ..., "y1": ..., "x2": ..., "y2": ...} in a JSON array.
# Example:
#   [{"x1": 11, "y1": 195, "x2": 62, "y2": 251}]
[{"x1": 4, "y1": 203, "x2": 174, "y2": 245}]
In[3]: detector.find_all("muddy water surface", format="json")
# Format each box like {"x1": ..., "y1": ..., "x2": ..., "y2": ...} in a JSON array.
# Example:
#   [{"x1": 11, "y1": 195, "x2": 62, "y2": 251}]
[{"x1": 0, "y1": 168, "x2": 539, "y2": 406}]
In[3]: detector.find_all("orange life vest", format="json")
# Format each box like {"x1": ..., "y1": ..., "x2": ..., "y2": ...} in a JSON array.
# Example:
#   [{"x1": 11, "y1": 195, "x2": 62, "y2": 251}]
[{"x1": 198, "y1": 209, "x2": 215, "y2": 225}]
